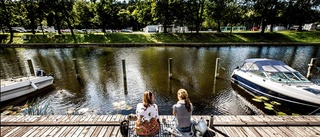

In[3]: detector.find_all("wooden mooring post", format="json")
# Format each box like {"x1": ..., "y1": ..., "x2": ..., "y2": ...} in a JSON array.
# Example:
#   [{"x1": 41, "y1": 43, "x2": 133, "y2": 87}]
[
  {"x1": 307, "y1": 58, "x2": 316, "y2": 80},
  {"x1": 73, "y1": 59, "x2": 79, "y2": 79},
  {"x1": 27, "y1": 59, "x2": 35, "y2": 76},
  {"x1": 168, "y1": 58, "x2": 172, "y2": 79},
  {"x1": 122, "y1": 59, "x2": 126, "y2": 79},
  {"x1": 215, "y1": 58, "x2": 220, "y2": 78}
]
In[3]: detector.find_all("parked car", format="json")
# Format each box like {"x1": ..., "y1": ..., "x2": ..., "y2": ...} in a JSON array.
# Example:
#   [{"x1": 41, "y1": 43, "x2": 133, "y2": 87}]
[
  {"x1": 289, "y1": 25, "x2": 299, "y2": 30},
  {"x1": 121, "y1": 29, "x2": 133, "y2": 33},
  {"x1": 12, "y1": 27, "x2": 27, "y2": 32},
  {"x1": 252, "y1": 26, "x2": 260, "y2": 31}
]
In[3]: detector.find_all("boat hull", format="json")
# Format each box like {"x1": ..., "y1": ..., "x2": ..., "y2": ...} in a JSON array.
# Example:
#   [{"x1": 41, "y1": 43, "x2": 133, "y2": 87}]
[
  {"x1": 1, "y1": 76, "x2": 54, "y2": 102},
  {"x1": 231, "y1": 72, "x2": 320, "y2": 110}
]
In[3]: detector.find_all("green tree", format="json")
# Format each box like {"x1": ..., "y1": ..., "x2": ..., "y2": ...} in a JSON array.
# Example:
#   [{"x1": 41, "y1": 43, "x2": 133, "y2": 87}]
[
  {"x1": 73, "y1": 1, "x2": 95, "y2": 29},
  {"x1": 206, "y1": 0, "x2": 228, "y2": 32},
  {"x1": 151, "y1": 0, "x2": 172, "y2": 33},
  {"x1": 94, "y1": 0, "x2": 112, "y2": 32},
  {"x1": 132, "y1": 0, "x2": 154, "y2": 28},
  {"x1": 117, "y1": 9, "x2": 131, "y2": 29}
]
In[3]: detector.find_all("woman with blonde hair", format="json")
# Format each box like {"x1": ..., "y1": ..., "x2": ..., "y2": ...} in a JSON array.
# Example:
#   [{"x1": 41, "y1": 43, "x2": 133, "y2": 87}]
[
  {"x1": 173, "y1": 89, "x2": 194, "y2": 132},
  {"x1": 135, "y1": 91, "x2": 160, "y2": 136}
]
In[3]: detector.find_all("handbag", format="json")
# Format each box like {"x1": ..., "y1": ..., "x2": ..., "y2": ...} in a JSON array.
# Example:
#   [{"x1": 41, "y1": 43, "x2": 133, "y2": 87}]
[
  {"x1": 120, "y1": 119, "x2": 129, "y2": 137},
  {"x1": 194, "y1": 117, "x2": 208, "y2": 135}
]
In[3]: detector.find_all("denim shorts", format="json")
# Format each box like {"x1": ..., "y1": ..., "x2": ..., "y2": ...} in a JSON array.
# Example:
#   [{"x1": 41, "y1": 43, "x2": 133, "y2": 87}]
[{"x1": 177, "y1": 126, "x2": 191, "y2": 132}]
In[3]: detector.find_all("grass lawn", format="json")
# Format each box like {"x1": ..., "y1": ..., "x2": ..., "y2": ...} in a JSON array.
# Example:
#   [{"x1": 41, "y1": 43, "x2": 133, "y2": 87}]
[{"x1": 1, "y1": 31, "x2": 320, "y2": 44}]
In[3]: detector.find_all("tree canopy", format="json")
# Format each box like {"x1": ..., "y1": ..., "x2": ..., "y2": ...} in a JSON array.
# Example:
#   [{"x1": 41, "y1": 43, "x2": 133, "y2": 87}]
[{"x1": 1, "y1": 0, "x2": 319, "y2": 42}]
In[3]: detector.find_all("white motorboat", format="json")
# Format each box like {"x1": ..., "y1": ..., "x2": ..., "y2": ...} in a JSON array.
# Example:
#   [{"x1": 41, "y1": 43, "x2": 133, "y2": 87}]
[
  {"x1": 1, "y1": 70, "x2": 54, "y2": 102},
  {"x1": 231, "y1": 58, "x2": 320, "y2": 111}
]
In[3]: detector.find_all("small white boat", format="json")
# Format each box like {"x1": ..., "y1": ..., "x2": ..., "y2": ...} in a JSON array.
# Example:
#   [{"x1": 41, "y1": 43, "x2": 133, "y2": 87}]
[
  {"x1": 1, "y1": 70, "x2": 54, "y2": 102},
  {"x1": 231, "y1": 58, "x2": 320, "y2": 111}
]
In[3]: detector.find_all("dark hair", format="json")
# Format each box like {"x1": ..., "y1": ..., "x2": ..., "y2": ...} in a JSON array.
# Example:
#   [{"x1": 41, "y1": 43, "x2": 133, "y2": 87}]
[
  {"x1": 178, "y1": 89, "x2": 192, "y2": 112},
  {"x1": 143, "y1": 91, "x2": 154, "y2": 108}
]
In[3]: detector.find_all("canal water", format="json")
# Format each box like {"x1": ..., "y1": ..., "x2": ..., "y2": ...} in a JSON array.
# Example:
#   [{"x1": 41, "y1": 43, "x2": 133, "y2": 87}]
[{"x1": 1, "y1": 45, "x2": 319, "y2": 115}]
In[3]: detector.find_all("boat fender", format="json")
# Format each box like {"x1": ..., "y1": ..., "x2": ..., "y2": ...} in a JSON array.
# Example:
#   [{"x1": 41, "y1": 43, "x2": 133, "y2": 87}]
[{"x1": 30, "y1": 82, "x2": 39, "y2": 90}]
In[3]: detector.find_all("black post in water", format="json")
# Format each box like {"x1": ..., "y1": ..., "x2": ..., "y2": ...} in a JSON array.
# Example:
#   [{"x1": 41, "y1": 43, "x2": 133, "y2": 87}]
[
  {"x1": 307, "y1": 58, "x2": 316, "y2": 80},
  {"x1": 122, "y1": 60, "x2": 126, "y2": 79},
  {"x1": 123, "y1": 77, "x2": 128, "y2": 95},
  {"x1": 73, "y1": 59, "x2": 79, "y2": 79},
  {"x1": 168, "y1": 58, "x2": 172, "y2": 79},
  {"x1": 27, "y1": 59, "x2": 35, "y2": 76}
]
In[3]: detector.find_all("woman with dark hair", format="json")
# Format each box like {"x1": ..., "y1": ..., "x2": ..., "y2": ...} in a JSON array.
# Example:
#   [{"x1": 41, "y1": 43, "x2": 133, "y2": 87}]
[
  {"x1": 173, "y1": 89, "x2": 194, "y2": 132},
  {"x1": 135, "y1": 91, "x2": 160, "y2": 136}
]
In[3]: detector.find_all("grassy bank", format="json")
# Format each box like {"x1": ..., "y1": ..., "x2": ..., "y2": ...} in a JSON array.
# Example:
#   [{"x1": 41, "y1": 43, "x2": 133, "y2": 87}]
[{"x1": 1, "y1": 31, "x2": 320, "y2": 44}]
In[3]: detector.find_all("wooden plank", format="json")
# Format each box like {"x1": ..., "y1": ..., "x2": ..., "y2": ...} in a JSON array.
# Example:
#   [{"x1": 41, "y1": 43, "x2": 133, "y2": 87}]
[
  {"x1": 90, "y1": 126, "x2": 103, "y2": 137},
  {"x1": 3, "y1": 127, "x2": 21, "y2": 137},
  {"x1": 41, "y1": 126, "x2": 57, "y2": 137},
  {"x1": 308, "y1": 126, "x2": 320, "y2": 134},
  {"x1": 65, "y1": 126, "x2": 80, "y2": 137},
  {"x1": 36, "y1": 126, "x2": 54, "y2": 137},
  {"x1": 229, "y1": 127, "x2": 248, "y2": 137},
  {"x1": 65, "y1": 115, "x2": 74, "y2": 122},
  {"x1": 21, "y1": 126, "x2": 41, "y2": 137},
  {"x1": 72, "y1": 126, "x2": 86, "y2": 137},
  {"x1": 47, "y1": 126, "x2": 63, "y2": 137},
  {"x1": 102, "y1": 115, "x2": 109, "y2": 121},
  {"x1": 95, "y1": 115, "x2": 103, "y2": 122},
  {"x1": 6, "y1": 126, "x2": 31, "y2": 137},
  {"x1": 1, "y1": 116, "x2": 10, "y2": 122},
  {"x1": 110, "y1": 115, "x2": 121, "y2": 137},
  {"x1": 1, "y1": 115, "x2": 320, "y2": 137},
  {"x1": 98, "y1": 126, "x2": 109, "y2": 136},
  {"x1": 70, "y1": 115, "x2": 79, "y2": 122},
  {"x1": 16, "y1": 115, "x2": 27, "y2": 122},
  {"x1": 220, "y1": 126, "x2": 235, "y2": 136},
  {"x1": 241, "y1": 127, "x2": 262, "y2": 137},
  {"x1": 30, "y1": 115, "x2": 41, "y2": 122},
  {"x1": 263, "y1": 126, "x2": 282, "y2": 137},
  {"x1": 297, "y1": 126, "x2": 316, "y2": 136},
  {"x1": 288, "y1": 126, "x2": 313, "y2": 136},
  {"x1": 253, "y1": 127, "x2": 270, "y2": 137},
  {"x1": 88, "y1": 115, "x2": 96, "y2": 122},
  {"x1": 53, "y1": 126, "x2": 69, "y2": 137},
  {"x1": 27, "y1": 126, "x2": 45, "y2": 137},
  {"x1": 37, "y1": 115, "x2": 46, "y2": 122},
  {"x1": 78, "y1": 126, "x2": 91, "y2": 137},
  {"x1": 83, "y1": 126, "x2": 97, "y2": 137},
  {"x1": 57, "y1": 126, "x2": 74, "y2": 137},
  {"x1": 270, "y1": 127, "x2": 291, "y2": 137},
  {"x1": 0, "y1": 127, "x2": 15, "y2": 135},
  {"x1": 8, "y1": 115, "x2": 23, "y2": 122}
]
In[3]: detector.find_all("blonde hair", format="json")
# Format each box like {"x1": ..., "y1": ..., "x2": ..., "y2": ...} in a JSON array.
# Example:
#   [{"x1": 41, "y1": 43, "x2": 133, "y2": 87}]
[
  {"x1": 143, "y1": 91, "x2": 154, "y2": 108},
  {"x1": 178, "y1": 89, "x2": 192, "y2": 112}
]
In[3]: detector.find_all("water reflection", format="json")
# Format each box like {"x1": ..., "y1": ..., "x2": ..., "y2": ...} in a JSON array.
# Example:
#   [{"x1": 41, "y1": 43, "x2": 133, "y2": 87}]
[{"x1": 0, "y1": 46, "x2": 319, "y2": 115}]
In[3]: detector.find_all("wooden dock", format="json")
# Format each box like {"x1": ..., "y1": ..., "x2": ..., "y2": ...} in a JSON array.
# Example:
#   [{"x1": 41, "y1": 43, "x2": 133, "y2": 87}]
[{"x1": 1, "y1": 115, "x2": 320, "y2": 137}]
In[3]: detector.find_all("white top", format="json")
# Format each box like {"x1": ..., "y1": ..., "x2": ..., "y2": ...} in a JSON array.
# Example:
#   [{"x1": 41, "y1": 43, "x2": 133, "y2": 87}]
[{"x1": 136, "y1": 103, "x2": 159, "y2": 122}]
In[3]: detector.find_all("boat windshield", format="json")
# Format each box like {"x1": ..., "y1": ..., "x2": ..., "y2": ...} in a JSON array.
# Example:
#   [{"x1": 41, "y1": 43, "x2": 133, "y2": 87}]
[
  {"x1": 240, "y1": 59, "x2": 311, "y2": 83},
  {"x1": 266, "y1": 72, "x2": 310, "y2": 83}
]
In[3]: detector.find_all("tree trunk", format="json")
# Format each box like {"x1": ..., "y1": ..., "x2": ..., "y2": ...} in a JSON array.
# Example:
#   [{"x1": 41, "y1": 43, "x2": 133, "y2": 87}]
[
  {"x1": 229, "y1": 23, "x2": 233, "y2": 35},
  {"x1": 54, "y1": 9, "x2": 62, "y2": 34},
  {"x1": 195, "y1": 0, "x2": 205, "y2": 34},
  {"x1": 217, "y1": 21, "x2": 221, "y2": 32},
  {"x1": 66, "y1": 18, "x2": 77, "y2": 43},
  {"x1": 29, "y1": 4, "x2": 36, "y2": 34},
  {"x1": 8, "y1": 27, "x2": 13, "y2": 43},
  {"x1": 298, "y1": 22, "x2": 303, "y2": 31},
  {"x1": 61, "y1": 2, "x2": 77, "y2": 43},
  {"x1": 261, "y1": 19, "x2": 266, "y2": 34}
]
